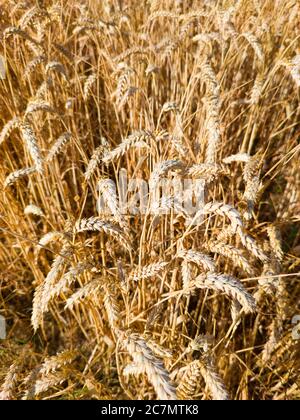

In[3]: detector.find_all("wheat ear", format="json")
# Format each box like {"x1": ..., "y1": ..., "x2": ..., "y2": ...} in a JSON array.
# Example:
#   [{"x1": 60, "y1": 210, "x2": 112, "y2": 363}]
[
  {"x1": 103, "y1": 281, "x2": 122, "y2": 331},
  {"x1": 267, "y1": 225, "x2": 284, "y2": 262},
  {"x1": 103, "y1": 130, "x2": 153, "y2": 164},
  {"x1": 187, "y1": 163, "x2": 229, "y2": 181},
  {"x1": 40, "y1": 351, "x2": 77, "y2": 376},
  {"x1": 83, "y1": 73, "x2": 97, "y2": 100},
  {"x1": 4, "y1": 166, "x2": 36, "y2": 188},
  {"x1": 198, "y1": 355, "x2": 229, "y2": 400},
  {"x1": 149, "y1": 160, "x2": 183, "y2": 191},
  {"x1": 65, "y1": 278, "x2": 101, "y2": 309},
  {"x1": 35, "y1": 231, "x2": 63, "y2": 261},
  {"x1": 20, "y1": 121, "x2": 43, "y2": 173},
  {"x1": 25, "y1": 100, "x2": 58, "y2": 118},
  {"x1": 84, "y1": 139, "x2": 109, "y2": 180},
  {"x1": 0, "y1": 117, "x2": 20, "y2": 146},
  {"x1": 46, "y1": 132, "x2": 72, "y2": 162},
  {"x1": 24, "y1": 372, "x2": 67, "y2": 399},
  {"x1": 31, "y1": 243, "x2": 72, "y2": 331},
  {"x1": 242, "y1": 32, "x2": 265, "y2": 64},
  {"x1": 202, "y1": 201, "x2": 244, "y2": 231},
  {"x1": 194, "y1": 273, "x2": 257, "y2": 314},
  {"x1": 74, "y1": 217, "x2": 131, "y2": 251},
  {"x1": 49, "y1": 262, "x2": 92, "y2": 300},
  {"x1": 98, "y1": 178, "x2": 124, "y2": 227},
  {"x1": 0, "y1": 363, "x2": 19, "y2": 400},
  {"x1": 176, "y1": 249, "x2": 215, "y2": 272},
  {"x1": 207, "y1": 241, "x2": 254, "y2": 275},
  {"x1": 129, "y1": 261, "x2": 168, "y2": 281},
  {"x1": 223, "y1": 153, "x2": 250, "y2": 164},
  {"x1": 120, "y1": 331, "x2": 177, "y2": 400},
  {"x1": 176, "y1": 360, "x2": 201, "y2": 400},
  {"x1": 24, "y1": 204, "x2": 44, "y2": 217}
]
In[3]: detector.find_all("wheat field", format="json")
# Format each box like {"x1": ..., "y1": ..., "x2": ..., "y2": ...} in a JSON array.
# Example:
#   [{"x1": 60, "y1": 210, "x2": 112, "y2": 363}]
[{"x1": 0, "y1": 0, "x2": 299, "y2": 400}]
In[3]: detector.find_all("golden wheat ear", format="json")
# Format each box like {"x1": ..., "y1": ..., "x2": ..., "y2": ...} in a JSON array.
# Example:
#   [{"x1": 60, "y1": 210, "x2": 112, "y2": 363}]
[
  {"x1": 120, "y1": 331, "x2": 177, "y2": 400},
  {"x1": 20, "y1": 121, "x2": 43, "y2": 174}
]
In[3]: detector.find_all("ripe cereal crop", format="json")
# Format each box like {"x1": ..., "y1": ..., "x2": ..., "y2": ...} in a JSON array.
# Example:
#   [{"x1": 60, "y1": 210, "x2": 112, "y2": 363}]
[{"x1": 0, "y1": 0, "x2": 299, "y2": 401}]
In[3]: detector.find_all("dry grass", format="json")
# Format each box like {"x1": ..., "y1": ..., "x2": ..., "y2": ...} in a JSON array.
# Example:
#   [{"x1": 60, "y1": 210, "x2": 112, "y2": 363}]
[{"x1": 0, "y1": 0, "x2": 299, "y2": 400}]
